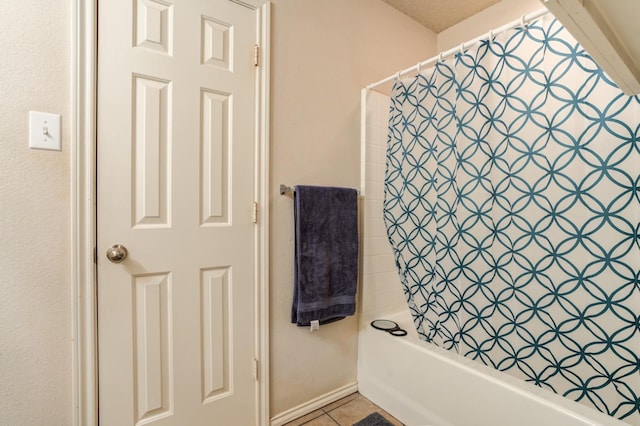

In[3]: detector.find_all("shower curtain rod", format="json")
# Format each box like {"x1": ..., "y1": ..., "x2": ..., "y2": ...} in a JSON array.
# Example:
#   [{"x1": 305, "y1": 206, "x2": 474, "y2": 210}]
[{"x1": 366, "y1": 8, "x2": 549, "y2": 90}]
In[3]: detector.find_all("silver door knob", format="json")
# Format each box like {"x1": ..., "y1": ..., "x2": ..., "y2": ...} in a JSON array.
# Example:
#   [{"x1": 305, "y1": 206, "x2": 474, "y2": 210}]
[{"x1": 106, "y1": 244, "x2": 128, "y2": 263}]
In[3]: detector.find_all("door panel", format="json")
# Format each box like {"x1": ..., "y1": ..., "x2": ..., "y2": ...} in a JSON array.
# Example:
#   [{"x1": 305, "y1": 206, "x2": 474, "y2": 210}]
[{"x1": 97, "y1": 1, "x2": 258, "y2": 424}]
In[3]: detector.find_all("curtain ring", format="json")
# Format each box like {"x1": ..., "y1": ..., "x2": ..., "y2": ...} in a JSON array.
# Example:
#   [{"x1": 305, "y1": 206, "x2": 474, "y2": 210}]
[
  {"x1": 459, "y1": 42, "x2": 465, "y2": 55},
  {"x1": 488, "y1": 30, "x2": 494, "y2": 43},
  {"x1": 417, "y1": 61, "x2": 422, "y2": 75},
  {"x1": 395, "y1": 72, "x2": 400, "y2": 82},
  {"x1": 520, "y1": 15, "x2": 527, "y2": 30},
  {"x1": 439, "y1": 52, "x2": 445, "y2": 63}
]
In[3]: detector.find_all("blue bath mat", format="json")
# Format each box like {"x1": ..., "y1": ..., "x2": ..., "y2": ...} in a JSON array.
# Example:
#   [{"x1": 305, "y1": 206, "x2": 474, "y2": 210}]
[{"x1": 352, "y1": 412, "x2": 395, "y2": 426}]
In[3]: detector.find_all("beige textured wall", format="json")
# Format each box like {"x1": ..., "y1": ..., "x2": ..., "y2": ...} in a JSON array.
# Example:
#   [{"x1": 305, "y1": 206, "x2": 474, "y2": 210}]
[
  {"x1": 269, "y1": 0, "x2": 436, "y2": 417},
  {"x1": 437, "y1": 0, "x2": 544, "y2": 51},
  {"x1": 0, "y1": 1, "x2": 72, "y2": 425}
]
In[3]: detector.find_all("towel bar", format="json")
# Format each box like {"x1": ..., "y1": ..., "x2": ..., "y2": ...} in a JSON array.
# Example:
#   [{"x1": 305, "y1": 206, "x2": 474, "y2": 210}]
[
  {"x1": 279, "y1": 184, "x2": 294, "y2": 195},
  {"x1": 279, "y1": 184, "x2": 360, "y2": 195}
]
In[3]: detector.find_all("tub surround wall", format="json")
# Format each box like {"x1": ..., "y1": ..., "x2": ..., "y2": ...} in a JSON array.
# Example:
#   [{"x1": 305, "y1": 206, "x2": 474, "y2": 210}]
[{"x1": 360, "y1": 91, "x2": 408, "y2": 323}]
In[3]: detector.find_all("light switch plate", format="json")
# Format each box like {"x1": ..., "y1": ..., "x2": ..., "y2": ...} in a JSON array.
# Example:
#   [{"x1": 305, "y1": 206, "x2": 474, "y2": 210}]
[{"x1": 29, "y1": 111, "x2": 61, "y2": 151}]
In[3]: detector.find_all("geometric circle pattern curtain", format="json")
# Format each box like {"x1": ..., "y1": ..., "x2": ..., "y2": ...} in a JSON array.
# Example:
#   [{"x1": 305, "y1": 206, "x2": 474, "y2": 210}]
[{"x1": 384, "y1": 15, "x2": 640, "y2": 422}]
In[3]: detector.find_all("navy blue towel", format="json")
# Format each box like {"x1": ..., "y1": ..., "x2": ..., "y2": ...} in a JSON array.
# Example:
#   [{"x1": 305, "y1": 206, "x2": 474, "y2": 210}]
[{"x1": 292, "y1": 185, "x2": 359, "y2": 326}]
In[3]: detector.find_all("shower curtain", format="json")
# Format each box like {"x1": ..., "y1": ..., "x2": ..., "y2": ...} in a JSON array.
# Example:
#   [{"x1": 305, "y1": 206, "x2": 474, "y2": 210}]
[{"x1": 384, "y1": 15, "x2": 640, "y2": 422}]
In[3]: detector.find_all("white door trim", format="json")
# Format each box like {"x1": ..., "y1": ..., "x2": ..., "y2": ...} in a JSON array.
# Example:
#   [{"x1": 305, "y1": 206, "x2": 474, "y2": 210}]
[
  {"x1": 70, "y1": 2, "x2": 271, "y2": 425},
  {"x1": 71, "y1": 1, "x2": 97, "y2": 424},
  {"x1": 254, "y1": 4, "x2": 271, "y2": 425}
]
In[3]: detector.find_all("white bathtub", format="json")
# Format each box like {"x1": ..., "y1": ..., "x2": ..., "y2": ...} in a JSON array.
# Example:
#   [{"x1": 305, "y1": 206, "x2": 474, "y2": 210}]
[{"x1": 357, "y1": 310, "x2": 627, "y2": 426}]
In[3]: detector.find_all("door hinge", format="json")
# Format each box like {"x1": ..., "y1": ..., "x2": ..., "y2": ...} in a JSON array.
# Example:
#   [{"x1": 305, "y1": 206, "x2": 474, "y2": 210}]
[
  {"x1": 253, "y1": 358, "x2": 259, "y2": 381},
  {"x1": 252, "y1": 202, "x2": 258, "y2": 224},
  {"x1": 253, "y1": 44, "x2": 259, "y2": 67}
]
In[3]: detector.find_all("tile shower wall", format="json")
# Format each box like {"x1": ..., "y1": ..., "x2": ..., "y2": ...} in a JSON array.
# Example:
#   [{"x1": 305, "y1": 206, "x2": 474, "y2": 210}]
[{"x1": 360, "y1": 90, "x2": 406, "y2": 322}]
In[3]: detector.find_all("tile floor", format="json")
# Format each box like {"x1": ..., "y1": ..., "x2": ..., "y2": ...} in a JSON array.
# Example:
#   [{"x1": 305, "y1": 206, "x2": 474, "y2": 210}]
[{"x1": 283, "y1": 392, "x2": 403, "y2": 426}]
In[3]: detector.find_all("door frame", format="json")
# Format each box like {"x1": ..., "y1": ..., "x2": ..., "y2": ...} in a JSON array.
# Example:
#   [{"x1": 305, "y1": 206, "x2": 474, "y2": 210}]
[{"x1": 70, "y1": 1, "x2": 271, "y2": 425}]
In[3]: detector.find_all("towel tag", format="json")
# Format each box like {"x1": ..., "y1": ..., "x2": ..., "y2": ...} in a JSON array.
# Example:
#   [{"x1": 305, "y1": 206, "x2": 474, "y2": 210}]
[{"x1": 310, "y1": 320, "x2": 320, "y2": 332}]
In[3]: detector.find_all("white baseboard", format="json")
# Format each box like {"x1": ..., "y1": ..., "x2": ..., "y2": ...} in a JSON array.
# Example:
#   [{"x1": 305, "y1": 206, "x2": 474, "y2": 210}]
[{"x1": 269, "y1": 382, "x2": 359, "y2": 426}]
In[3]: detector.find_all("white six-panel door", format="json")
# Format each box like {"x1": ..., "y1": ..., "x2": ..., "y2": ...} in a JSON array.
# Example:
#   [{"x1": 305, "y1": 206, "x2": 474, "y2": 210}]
[{"x1": 97, "y1": 0, "x2": 259, "y2": 424}]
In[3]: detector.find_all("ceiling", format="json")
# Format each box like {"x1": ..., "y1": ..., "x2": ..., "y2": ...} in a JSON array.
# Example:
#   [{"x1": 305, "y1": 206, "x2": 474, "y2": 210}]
[{"x1": 381, "y1": 0, "x2": 502, "y2": 33}]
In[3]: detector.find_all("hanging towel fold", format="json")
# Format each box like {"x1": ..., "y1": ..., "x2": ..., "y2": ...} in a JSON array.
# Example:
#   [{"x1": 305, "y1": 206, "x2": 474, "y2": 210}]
[{"x1": 292, "y1": 185, "x2": 359, "y2": 326}]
